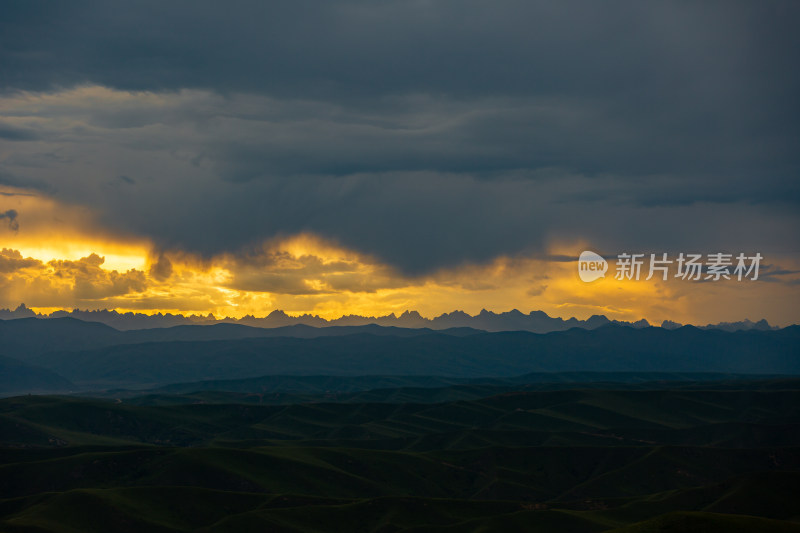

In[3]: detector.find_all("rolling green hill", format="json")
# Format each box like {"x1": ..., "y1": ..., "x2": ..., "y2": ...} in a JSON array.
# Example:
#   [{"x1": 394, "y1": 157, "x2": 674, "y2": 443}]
[{"x1": 1, "y1": 383, "x2": 799, "y2": 532}]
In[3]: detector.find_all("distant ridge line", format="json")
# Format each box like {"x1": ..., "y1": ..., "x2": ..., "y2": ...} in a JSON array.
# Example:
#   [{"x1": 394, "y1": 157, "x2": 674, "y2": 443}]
[{"x1": 0, "y1": 303, "x2": 784, "y2": 333}]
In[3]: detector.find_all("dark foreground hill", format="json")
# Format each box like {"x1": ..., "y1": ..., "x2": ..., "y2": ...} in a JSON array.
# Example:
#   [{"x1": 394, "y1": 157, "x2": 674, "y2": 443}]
[
  {"x1": 1, "y1": 382, "x2": 799, "y2": 532},
  {"x1": 18, "y1": 324, "x2": 800, "y2": 389}
]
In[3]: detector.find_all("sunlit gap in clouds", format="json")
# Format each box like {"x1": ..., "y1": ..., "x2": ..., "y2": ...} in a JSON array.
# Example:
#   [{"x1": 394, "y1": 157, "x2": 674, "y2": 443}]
[
  {"x1": 0, "y1": 196, "x2": 797, "y2": 326},
  {"x1": 1, "y1": 184, "x2": 799, "y2": 326}
]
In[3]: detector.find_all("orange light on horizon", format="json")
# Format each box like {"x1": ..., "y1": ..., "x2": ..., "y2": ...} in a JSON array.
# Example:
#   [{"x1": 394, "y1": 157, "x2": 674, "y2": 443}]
[{"x1": 2, "y1": 188, "x2": 799, "y2": 326}]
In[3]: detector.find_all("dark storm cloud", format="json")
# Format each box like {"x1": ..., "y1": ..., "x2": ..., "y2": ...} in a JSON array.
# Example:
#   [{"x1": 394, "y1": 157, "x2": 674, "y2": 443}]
[
  {"x1": 3, "y1": 1, "x2": 796, "y2": 103},
  {"x1": 148, "y1": 253, "x2": 172, "y2": 281},
  {"x1": 0, "y1": 0, "x2": 798, "y2": 273},
  {"x1": 0, "y1": 123, "x2": 40, "y2": 141},
  {"x1": 0, "y1": 209, "x2": 19, "y2": 232}
]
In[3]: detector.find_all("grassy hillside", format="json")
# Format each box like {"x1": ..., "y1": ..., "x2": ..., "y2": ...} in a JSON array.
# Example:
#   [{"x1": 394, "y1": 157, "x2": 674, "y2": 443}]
[{"x1": 1, "y1": 383, "x2": 799, "y2": 531}]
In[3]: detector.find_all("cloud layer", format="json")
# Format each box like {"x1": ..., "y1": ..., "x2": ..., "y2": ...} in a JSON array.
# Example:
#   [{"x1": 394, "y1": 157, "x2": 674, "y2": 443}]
[
  {"x1": 1, "y1": 85, "x2": 797, "y2": 274},
  {"x1": 0, "y1": 1, "x2": 798, "y2": 323}
]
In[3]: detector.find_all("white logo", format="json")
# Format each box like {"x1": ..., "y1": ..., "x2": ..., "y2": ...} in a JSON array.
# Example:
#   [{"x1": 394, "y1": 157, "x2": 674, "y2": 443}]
[
  {"x1": 577, "y1": 251, "x2": 763, "y2": 283},
  {"x1": 578, "y1": 251, "x2": 608, "y2": 282}
]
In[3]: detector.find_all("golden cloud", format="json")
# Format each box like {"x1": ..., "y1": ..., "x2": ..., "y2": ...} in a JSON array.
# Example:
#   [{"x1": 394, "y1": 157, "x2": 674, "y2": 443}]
[{"x1": 1, "y1": 185, "x2": 799, "y2": 325}]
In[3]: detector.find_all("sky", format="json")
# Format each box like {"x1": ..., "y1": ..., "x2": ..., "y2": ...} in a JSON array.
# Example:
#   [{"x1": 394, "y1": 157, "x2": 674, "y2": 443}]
[{"x1": 0, "y1": 1, "x2": 798, "y2": 326}]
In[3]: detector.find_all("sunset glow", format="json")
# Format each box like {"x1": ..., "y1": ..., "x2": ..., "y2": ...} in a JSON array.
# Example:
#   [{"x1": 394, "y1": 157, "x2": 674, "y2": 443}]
[
  {"x1": 2, "y1": 186, "x2": 798, "y2": 326},
  {"x1": 1, "y1": 15, "x2": 798, "y2": 329}
]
